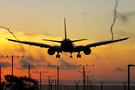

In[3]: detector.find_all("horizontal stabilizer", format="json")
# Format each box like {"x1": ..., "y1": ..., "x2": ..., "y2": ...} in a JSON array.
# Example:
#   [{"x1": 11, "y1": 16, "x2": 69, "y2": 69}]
[
  {"x1": 71, "y1": 39, "x2": 87, "y2": 42},
  {"x1": 42, "y1": 39, "x2": 62, "y2": 43}
]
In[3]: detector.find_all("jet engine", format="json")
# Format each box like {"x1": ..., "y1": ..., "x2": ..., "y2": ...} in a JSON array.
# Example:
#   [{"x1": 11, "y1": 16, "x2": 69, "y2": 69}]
[
  {"x1": 84, "y1": 48, "x2": 91, "y2": 55},
  {"x1": 48, "y1": 47, "x2": 55, "y2": 55}
]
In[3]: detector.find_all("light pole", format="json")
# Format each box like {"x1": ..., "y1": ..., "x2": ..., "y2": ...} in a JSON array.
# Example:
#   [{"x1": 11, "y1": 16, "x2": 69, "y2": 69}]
[
  {"x1": 122, "y1": 81, "x2": 127, "y2": 90},
  {"x1": 89, "y1": 79, "x2": 94, "y2": 90},
  {"x1": 50, "y1": 80, "x2": 54, "y2": 90},
  {"x1": 78, "y1": 64, "x2": 94, "y2": 90},
  {"x1": 99, "y1": 81, "x2": 105, "y2": 90},
  {"x1": 44, "y1": 75, "x2": 56, "y2": 90},
  {"x1": 1, "y1": 55, "x2": 24, "y2": 76},
  {"x1": 74, "y1": 80, "x2": 80, "y2": 90},
  {"x1": 33, "y1": 71, "x2": 49, "y2": 90},
  {"x1": 128, "y1": 64, "x2": 135, "y2": 90},
  {"x1": 87, "y1": 75, "x2": 93, "y2": 90},
  {"x1": 48, "y1": 64, "x2": 68, "y2": 90},
  {"x1": 20, "y1": 64, "x2": 38, "y2": 78}
]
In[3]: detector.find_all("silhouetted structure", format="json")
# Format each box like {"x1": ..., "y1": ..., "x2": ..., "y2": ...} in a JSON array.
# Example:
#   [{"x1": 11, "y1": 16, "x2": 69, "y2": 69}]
[
  {"x1": 33, "y1": 71, "x2": 48, "y2": 90},
  {"x1": 50, "y1": 80, "x2": 54, "y2": 90},
  {"x1": 0, "y1": 66, "x2": 1, "y2": 84},
  {"x1": 128, "y1": 64, "x2": 135, "y2": 90},
  {"x1": 122, "y1": 81, "x2": 127, "y2": 90},
  {"x1": 74, "y1": 80, "x2": 80, "y2": 90},
  {"x1": 78, "y1": 64, "x2": 94, "y2": 90},
  {"x1": 48, "y1": 64, "x2": 68, "y2": 90},
  {"x1": 20, "y1": 64, "x2": 38, "y2": 78},
  {"x1": 44, "y1": 75, "x2": 56, "y2": 90},
  {"x1": 99, "y1": 81, "x2": 105, "y2": 90},
  {"x1": 87, "y1": 75, "x2": 93, "y2": 90}
]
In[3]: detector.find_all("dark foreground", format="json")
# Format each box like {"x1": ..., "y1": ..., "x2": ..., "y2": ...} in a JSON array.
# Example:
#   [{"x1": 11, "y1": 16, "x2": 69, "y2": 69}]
[{"x1": 40, "y1": 85, "x2": 135, "y2": 90}]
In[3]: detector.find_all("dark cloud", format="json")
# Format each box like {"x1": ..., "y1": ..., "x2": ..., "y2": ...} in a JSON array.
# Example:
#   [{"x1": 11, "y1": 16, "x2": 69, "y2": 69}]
[
  {"x1": 96, "y1": 75, "x2": 108, "y2": 79},
  {"x1": 99, "y1": 75, "x2": 107, "y2": 78},
  {"x1": 117, "y1": 11, "x2": 135, "y2": 22},
  {"x1": 17, "y1": 58, "x2": 37, "y2": 70},
  {"x1": 0, "y1": 62, "x2": 11, "y2": 66},
  {"x1": 17, "y1": 44, "x2": 25, "y2": 53},
  {"x1": 23, "y1": 17, "x2": 55, "y2": 36},
  {"x1": 116, "y1": 31, "x2": 134, "y2": 37},
  {"x1": 116, "y1": 67, "x2": 125, "y2": 71},
  {"x1": 17, "y1": 53, "x2": 80, "y2": 70},
  {"x1": 23, "y1": 32, "x2": 35, "y2": 37},
  {"x1": 46, "y1": 59, "x2": 80, "y2": 70},
  {"x1": 95, "y1": 55, "x2": 100, "y2": 60},
  {"x1": 59, "y1": 59, "x2": 80, "y2": 70},
  {"x1": 115, "y1": 31, "x2": 134, "y2": 43},
  {"x1": 94, "y1": 54, "x2": 105, "y2": 60},
  {"x1": 82, "y1": 11, "x2": 90, "y2": 16},
  {"x1": 17, "y1": 54, "x2": 52, "y2": 70},
  {"x1": 81, "y1": 11, "x2": 100, "y2": 18},
  {"x1": 19, "y1": 58, "x2": 31, "y2": 65}
]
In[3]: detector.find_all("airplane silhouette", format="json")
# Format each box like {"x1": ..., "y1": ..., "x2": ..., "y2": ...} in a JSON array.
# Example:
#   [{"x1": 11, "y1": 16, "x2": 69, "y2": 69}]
[{"x1": 6, "y1": 18, "x2": 129, "y2": 58}]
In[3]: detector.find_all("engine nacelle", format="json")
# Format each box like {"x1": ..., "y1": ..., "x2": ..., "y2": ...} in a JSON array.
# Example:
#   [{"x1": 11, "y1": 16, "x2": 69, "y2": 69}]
[
  {"x1": 84, "y1": 48, "x2": 91, "y2": 55},
  {"x1": 48, "y1": 48, "x2": 55, "y2": 55}
]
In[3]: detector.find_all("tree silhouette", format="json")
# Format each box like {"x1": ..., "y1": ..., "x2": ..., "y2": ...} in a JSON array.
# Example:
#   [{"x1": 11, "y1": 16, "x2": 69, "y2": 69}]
[
  {"x1": 4, "y1": 75, "x2": 39, "y2": 90},
  {"x1": 0, "y1": 81, "x2": 6, "y2": 90}
]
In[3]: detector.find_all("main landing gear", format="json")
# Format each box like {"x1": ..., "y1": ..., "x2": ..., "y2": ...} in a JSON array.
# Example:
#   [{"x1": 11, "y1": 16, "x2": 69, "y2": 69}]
[
  {"x1": 77, "y1": 54, "x2": 81, "y2": 58},
  {"x1": 77, "y1": 52, "x2": 81, "y2": 58},
  {"x1": 56, "y1": 52, "x2": 60, "y2": 58},
  {"x1": 56, "y1": 52, "x2": 81, "y2": 58},
  {"x1": 56, "y1": 55, "x2": 60, "y2": 58},
  {"x1": 70, "y1": 53, "x2": 73, "y2": 58}
]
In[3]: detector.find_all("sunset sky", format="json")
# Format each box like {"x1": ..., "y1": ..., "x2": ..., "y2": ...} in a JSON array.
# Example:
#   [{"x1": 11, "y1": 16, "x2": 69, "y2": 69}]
[{"x1": 0, "y1": 0, "x2": 135, "y2": 84}]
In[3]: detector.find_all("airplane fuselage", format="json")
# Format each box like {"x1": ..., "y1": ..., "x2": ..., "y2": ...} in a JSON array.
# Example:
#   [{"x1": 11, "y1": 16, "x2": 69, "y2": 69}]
[{"x1": 61, "y1": 38, "x2": 75, "y2": 52}]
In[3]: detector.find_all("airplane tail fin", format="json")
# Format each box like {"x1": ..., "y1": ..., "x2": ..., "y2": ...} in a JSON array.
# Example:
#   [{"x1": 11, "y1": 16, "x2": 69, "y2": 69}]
[
  {"x1": 42, "y1": 18, "x2": 87, "y2": 43},
  {"x1": 64, "y1": 18, "x2": 67, "y2": 39}
]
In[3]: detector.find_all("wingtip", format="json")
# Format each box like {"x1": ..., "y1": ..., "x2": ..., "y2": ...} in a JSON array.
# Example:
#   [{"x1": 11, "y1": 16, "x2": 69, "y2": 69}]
[
  {"x1": 127, "y1": 37, "x2": 130, "y2": 39},
  {"x1": 6, "y1": 38, "x2": 20, "y2": 41},
  {"x1": 5, "y1": 38, "x2": 10, "y2": 40},
  {"x1": 124, "y1": 37, "x2": 130, "y2": 40}
]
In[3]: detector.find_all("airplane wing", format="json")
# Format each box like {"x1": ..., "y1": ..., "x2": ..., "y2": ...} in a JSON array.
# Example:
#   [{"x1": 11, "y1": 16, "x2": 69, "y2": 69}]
[
  {"x1": 86, "y1": 37, "x2": 129, "y2": 47},
  {"x1": 6, "y1": 38, "x2": 52, "y2": 48},
  {"x1": 74, "y1": 37, "x2": 129, "y2": 52}
]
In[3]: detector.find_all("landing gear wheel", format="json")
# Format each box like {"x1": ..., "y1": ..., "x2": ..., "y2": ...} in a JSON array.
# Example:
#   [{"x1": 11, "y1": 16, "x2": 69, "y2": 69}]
[
  {"x1": 56, "y1": 55, "x2": 60, "y2": 58},
  {"x1": 70, "y1": 52, "x2": 73, "y2": 58},
  {"x1": 77, "y1": 54, "x2": 81, "y2": 58}
]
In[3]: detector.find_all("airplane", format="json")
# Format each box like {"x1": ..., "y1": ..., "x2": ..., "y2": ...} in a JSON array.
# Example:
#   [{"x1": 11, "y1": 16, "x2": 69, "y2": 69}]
[{"x1": 6, "y1": 18, "x2": 129, "y2": 58}]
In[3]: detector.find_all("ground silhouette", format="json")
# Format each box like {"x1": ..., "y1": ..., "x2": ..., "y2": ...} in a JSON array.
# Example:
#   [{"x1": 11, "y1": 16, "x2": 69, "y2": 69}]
[{"x1": 0, "y1": 75, "x2": 39, "y2": 90}]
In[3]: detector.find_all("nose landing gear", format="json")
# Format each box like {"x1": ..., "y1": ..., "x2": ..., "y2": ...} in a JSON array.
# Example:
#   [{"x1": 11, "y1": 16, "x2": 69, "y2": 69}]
[
  {"x1": 77, "y1": 52, "x2": 81, "y2": 58},
  {"x1": 56, "y1": 52, "x2": 60, "y2": 58},
  {"x1": 70, "y1": 52, "x2": 73, "y2": 58}
]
